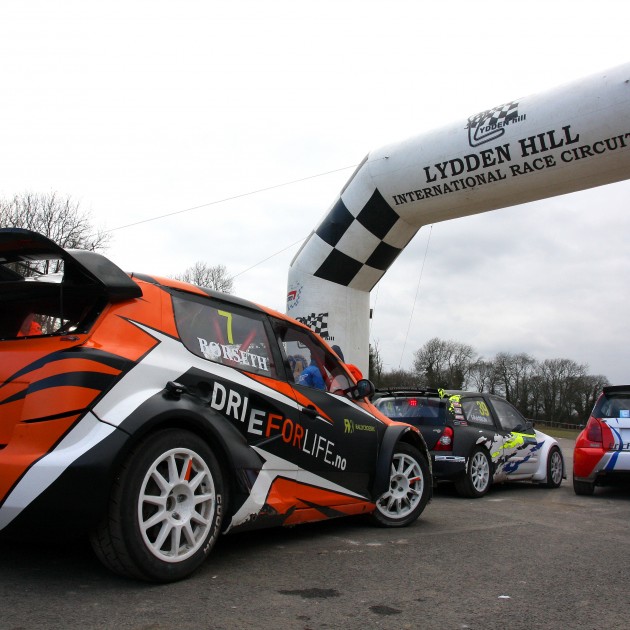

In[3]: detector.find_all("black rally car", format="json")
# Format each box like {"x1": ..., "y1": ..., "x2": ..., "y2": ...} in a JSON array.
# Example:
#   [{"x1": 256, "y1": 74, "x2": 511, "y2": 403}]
[{"x1": 373, "y1": 388, "x2": 564, "y2": 498}]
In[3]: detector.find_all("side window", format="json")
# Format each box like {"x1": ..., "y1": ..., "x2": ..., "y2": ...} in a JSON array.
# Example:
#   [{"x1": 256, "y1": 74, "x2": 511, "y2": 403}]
[
  {"x1": 173, "y1": 294, "x2": 276, "y2": 377},
  {"x1": 462, "y1": 397, "x2": 495, "y2": 426},
  {"x1": 274, "y1": 322, "x2": 352, "y2": 394},
  {"x1": 490, "y1": 398, "x2": 527, "y2": 432}
]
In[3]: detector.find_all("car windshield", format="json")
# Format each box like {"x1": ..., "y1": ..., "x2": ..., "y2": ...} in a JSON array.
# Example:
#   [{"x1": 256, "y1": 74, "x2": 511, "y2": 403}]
[{"x1": 374, "y1": 396, "x2": 447, "y2": 426}]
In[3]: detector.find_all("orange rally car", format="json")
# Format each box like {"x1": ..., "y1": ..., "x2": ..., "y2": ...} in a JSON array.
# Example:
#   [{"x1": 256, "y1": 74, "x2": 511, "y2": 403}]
[{"x1": 0, "y1": 228, "x2": 432, "y2": 582}]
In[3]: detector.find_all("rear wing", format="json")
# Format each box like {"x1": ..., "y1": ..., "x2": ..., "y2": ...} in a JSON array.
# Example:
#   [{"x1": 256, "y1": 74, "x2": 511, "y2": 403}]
[
  {"x1": 0, "y1": 229, "x2": 142, "y2": 339},
  {"x1": 0, "y1": 228, "x2": 142, "y2": 302}
]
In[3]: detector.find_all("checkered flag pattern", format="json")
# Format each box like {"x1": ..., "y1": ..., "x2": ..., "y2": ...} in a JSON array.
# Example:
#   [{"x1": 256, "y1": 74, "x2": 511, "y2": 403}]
[
  {"x1": 467, "y1": 100, "x2": 520, "y2": 147},
  {"x1": 296, "y1": 312, "x2": 329, "y2": 337},
  {"x1": 292, "y1": 175, "x2": 415, "y2": 292},
  {"x1": 468, "y1": 100, "x2": 519, "y2": 128}
]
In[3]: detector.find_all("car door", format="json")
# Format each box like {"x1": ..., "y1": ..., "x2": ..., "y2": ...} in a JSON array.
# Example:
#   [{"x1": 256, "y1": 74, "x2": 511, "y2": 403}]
[
  {"x1": 458, "y1": 395, "x2": 505, "y2": 460},
  {"x1": 486, "y1": 396, "x2": 540, "y2": 479},
  {"x1": 172, "y1": 292, "x2": 299, "y2": 476},
  {"x1": 272, "y1": 320, "x2": 380, "y2": 503}
]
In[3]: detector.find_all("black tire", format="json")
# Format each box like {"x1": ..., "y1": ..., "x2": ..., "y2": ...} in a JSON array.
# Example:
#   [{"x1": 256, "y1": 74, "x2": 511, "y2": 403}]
[
  {"x1": 90, "y1": 429, "x2": 225, "y2": 582},
  {"x1": 370, "y1": 442, "x2": 431, "y2": 527},
  {"x1": 455, "y1": 447, "x2": 492, "y2": 498},
  {"x1": 543, "y1": 446, "x2": 564, "y2": 488},
  {"x1": 573, "y1": 475, "x2": 595, "y2": 496}
]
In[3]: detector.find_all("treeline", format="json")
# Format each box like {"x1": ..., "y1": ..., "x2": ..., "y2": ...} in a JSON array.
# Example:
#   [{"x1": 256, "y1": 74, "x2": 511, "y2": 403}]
[{"x1": 369, "y1": 337, "x2": 609, "y2": 425}]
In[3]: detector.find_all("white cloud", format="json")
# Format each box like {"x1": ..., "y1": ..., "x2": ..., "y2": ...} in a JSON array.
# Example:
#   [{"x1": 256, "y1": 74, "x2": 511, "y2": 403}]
[{"x1": 1, "y1": 0, "x2": 628, "y2": 383}]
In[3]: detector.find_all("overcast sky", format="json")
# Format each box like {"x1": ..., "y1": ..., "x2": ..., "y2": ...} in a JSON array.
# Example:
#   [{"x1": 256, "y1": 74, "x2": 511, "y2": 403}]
[{"x1": 1, "y1": 1, "x2": 629, "y2": 384}]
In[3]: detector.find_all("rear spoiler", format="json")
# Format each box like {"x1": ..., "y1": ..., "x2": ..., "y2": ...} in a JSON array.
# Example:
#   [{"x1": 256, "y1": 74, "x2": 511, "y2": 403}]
[
  {"x1": 0, "y1": 228, "x2": 142, "y2": 302},
  {"x1": 603, "y1": 385, "x2": 630, "y2": 395}
]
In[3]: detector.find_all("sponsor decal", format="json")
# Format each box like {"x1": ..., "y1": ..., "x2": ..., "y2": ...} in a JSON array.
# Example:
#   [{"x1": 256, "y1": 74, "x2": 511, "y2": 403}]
[
  {"x1": 286, "y1": 281, "x2": 303, "y2": 311},
  {"x1": 197, "y1": 337, "x2": 270, "y2": 372},
  {"x1": 344, "y1": 418, "x2": 376, "y2": 434},
  {"x1": 209, "y1": 380, "x2": 347, "y2": 470}
]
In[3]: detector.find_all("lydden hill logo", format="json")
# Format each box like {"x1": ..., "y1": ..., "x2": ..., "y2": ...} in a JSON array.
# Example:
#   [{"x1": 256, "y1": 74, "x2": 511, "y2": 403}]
[{"x1": 466, "y1": 100, "x2": 525, "y2": 147}]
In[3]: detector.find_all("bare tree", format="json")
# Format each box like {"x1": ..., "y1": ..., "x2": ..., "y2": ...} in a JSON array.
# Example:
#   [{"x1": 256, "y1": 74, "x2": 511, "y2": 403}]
[
  {"x1": 174, "y1": 261, "x2": 234, "y2": 294},
  {"x1": 0, "y1": 192, "x2": 110, "y2": 275},
  {"x1": 378, "y1": 368, "x2": 418, "y2": 389},
  {"x1": 413, "y1": 337, "x2": 477, "y2": 389},
  {"x1": 536, "y1": 358, "x2": 589, "y2": 423},
  {"x1": 571, "y1": 374, "x2": 610, "y2": 425},
  {"x1": 369, "y1": 341, "x2": 384, "y2": 385},
  {"x1": 466, "y1": 359, "x2": 499, "y2": 393},
  {"x1": 376, "y1": 336, "x2": 612, "y2": 424},
  {"x1": 492, "y1": 352, "x2": 537, "y2": 411}
]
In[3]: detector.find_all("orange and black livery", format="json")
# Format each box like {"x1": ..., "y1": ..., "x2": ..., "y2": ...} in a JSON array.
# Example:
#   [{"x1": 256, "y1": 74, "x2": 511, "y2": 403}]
[{"x1": 0, "y1": 229, "x2": 431, "y2": 582}]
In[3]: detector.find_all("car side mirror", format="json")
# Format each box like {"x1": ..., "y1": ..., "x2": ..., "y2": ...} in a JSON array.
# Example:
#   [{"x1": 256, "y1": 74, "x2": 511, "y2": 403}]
[
  {"x1": 513, "y1": 421, "x2": 534, "y2": 433},
  {"x1": 348, "y1": 378, "x2": 375, "y2": 400}
]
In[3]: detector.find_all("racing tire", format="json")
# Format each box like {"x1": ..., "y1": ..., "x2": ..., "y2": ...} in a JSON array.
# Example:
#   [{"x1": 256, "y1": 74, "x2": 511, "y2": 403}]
[
  {"x1": 370, "y1": 442, "x2": 431, "y2": 527},
  {"x1": 543, "y1": 446, "x2": 564, "y2": 488},
  {"x1": 455, "y1": 447, "x2": 492, "y2": 498},
  {"x1": 90, "y1": 429, "x2": 225, "y2": 582},
  {"x1": 573, "y1": 475, "x2": 595, "y2": 496}
]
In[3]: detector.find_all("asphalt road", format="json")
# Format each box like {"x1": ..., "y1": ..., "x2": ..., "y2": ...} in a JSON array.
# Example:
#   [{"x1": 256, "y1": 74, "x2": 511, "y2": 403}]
[{"x1": 2, "y1": 437, "x2": 629, "y2": 630}]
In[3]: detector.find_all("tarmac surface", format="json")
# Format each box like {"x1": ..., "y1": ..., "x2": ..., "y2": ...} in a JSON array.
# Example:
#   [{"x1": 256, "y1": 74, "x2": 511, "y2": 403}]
[{"x1": 2, "y1": 437, "x2": 629, "y2": 630}]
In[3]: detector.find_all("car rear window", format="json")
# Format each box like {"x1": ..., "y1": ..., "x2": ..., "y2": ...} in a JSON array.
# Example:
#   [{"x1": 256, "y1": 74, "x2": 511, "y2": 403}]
[
  {"x1": 374, "y1": 396, "x2": 447, "y2": 426},
  {"x1": 595, "y1": 392, "x2": 630, "y2": 418}
]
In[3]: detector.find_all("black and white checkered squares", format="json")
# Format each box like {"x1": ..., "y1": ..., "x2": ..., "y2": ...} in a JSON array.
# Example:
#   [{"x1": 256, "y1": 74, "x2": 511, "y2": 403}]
[
  {"x1": 467, "y1": 100, "x2": 520, "y2": 147},
  {"x1": 295, "y1": 312, "x2": 330, "y2": 339},
  {"x1": 299, "y1": 186, "x2": 411, "y2": 291}
]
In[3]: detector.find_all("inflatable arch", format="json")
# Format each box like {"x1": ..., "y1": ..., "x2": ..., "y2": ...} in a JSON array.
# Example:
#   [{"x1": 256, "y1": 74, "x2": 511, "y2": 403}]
[{"x1": 287, "y1": 64, "x2": 630, "y2": 376}]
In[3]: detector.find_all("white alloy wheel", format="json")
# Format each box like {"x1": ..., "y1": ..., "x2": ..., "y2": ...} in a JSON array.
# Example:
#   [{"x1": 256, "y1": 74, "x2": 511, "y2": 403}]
[
  {"x1": 377, "y1": 451, "x2": 425, "y2": 521},
  {"x1": 139, "y1": 447, "x2": 217, "y2": 563},
  {"x1": 545, "y1": 446, "x2": 564, "y2": 488},
  {"x1": 456, "y1": 447, "x2": 492, "y2": 498},
  {"x1": 91, "y1": 429, "x2": 224, "y2": 582},
  {"x1": 470, "y1": 450, "x2": 491, "y2": 493}
]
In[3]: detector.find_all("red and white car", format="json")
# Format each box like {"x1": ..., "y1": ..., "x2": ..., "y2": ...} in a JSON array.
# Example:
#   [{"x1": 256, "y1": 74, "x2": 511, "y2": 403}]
[{"x1": 573, "y1": 385, "x2": 630, "y2": 495}]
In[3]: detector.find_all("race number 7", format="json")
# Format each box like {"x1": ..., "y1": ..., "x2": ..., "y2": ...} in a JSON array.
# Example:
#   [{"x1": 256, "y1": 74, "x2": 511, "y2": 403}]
[{"x1": 217, "y1": 310, "x2": 234, "y2": 344}]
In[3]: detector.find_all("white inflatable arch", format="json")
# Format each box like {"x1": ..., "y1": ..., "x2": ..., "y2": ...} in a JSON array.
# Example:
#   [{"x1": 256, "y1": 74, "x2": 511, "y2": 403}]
[{"x1": 287, "y1": 64, "x2": 630, "y2": 375}]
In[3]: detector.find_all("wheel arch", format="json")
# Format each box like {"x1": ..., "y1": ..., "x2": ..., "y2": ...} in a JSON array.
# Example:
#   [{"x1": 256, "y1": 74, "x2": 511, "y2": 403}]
[
  {"x1": 470, "y1": 437, "x2": 497, "y2": 476},
  {"x1": 536, "y1": 435, "x2": 566, "y2": 482},
  {"x1": 543, "y1": 443, "x2": 566, "y2": 483},
  {"x1": 106, "y1": 392, "x2": 263, "y2": 525}
]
